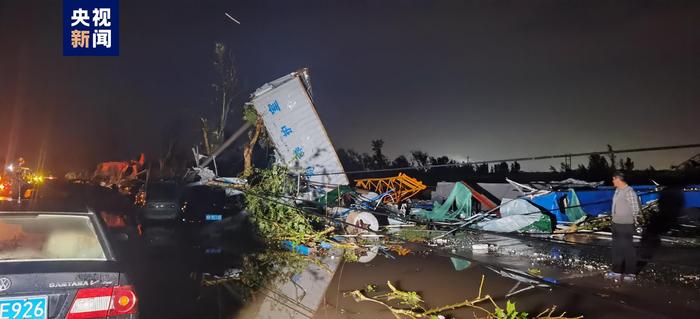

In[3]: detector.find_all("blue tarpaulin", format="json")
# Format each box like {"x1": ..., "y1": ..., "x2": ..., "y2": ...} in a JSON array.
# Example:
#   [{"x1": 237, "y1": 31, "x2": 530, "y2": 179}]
[
  {"x1": 683, "y1": 186, "x2": 700, "y2": 208},
  {"x1": 495, "y1": 184, "x2": 700, "y2": 223},
  {"x1": 530, "y1": 193, "x2": 567, "y2": 222}
]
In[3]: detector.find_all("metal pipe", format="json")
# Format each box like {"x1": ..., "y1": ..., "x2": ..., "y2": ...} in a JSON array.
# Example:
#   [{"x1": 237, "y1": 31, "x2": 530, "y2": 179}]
[{"x1": 198, "y1": 122, "x2": 252, "y2": 168}]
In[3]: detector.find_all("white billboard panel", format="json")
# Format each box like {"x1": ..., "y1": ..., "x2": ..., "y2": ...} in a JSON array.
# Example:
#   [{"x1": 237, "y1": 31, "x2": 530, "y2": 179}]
[{"x1": 251, "y1": 73, "x2": 349, "y2": 188}]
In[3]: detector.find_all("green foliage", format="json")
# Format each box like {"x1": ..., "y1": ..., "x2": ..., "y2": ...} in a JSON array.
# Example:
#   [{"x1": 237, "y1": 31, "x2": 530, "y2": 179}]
[
  {"x1": 510, "y1": 161, "x2": 522, "y2": 174},
  {"x1": 394, "y1": 226, "x2": 430, "y2": 242},
  {"x1": 235, "y1": 166, "x2": 329, "y2": 298},
  {"x1": 236, "y1": 250, "x2": 311, "y2": 300},
  {"x1": 411, "y1": 150, "x2": 430, "y2": 167},
  {"x1": 493, "y1": 161, "x2": 510, "y2": 175},
  {"x1": 243, "y1": 104, "x2": 259, "y2": 126},
  {"x1": 245, "y1": 165, "x2": 316, "y2": 244},
  {"x1": 587, "y1": 154, "x2": 610, "y2": 176},
  {"x1": 494, "y1": 301, "x2": 529, "y2": 319},
  {"x1": 349, "y1": 278, "x2": 581, "y2": 319},
  {"x1": 206, "y1": 42, "x2": 238, "y2": 152},
  {"x1": 577, "y1": 216, "x2": 612, "y2": 231},
  {"x1": 476, "y1": 163, "x2": 490, "y2": 174},
  {"x1": 385, "y1": 281, "x2": 424, "y2": 309},
  {"x1": 371, "y1": 139, "x2": 389, "y2": 169},
  {"x1": 237, "y1": 166, "x2": 364, "y2": 299},
  {"x1": 343, "y1": 249, "x2": 359, "y2": 262}
]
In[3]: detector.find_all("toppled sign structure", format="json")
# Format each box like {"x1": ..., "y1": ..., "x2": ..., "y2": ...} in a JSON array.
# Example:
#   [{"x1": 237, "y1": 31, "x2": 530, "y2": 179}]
[
  {"x1": 246, "y1": 70, "x2": 347, "y2": 318},
  {"x1": 250, "y1": 69, "x2": 349, "y2": 189}
]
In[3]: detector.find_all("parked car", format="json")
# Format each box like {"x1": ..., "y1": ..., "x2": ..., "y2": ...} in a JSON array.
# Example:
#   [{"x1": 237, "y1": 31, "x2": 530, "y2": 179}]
[
  {"x1": 179, "y1": 186, "x2": 244, "y2": 238},
  {"x1": 139, "y1": 182, "x2": 180, "y2": 222},
  {"x1": 0, "y1": 211, "x2": 139, "y2": 319},
  {"x1": 0, "y1": 181, "x2": 141, "y2": 253},
  {"x1": 180, "y1": 185, "x2": 229, "y2": 224}
]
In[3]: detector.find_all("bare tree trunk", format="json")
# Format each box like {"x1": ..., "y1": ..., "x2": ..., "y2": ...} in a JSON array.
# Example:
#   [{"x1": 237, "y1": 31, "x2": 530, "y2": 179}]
[
  {"x1": 159, "y1": 139, "x2": 176, "y2": 175},
  {"x1": 200, "y1": 118, "x2": 211, "y2": 155},
  {"x1": 217, "y1": 91, "x2": 228, "y2": 143},
  {"x1": 243, "y1": 119, "x2": 264, "y2": 176}
]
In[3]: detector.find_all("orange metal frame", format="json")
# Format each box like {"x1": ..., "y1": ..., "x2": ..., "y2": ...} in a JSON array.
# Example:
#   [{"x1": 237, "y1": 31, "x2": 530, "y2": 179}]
[{"x1": 354, "y1": 173, "x2": 427, "y2": 203}]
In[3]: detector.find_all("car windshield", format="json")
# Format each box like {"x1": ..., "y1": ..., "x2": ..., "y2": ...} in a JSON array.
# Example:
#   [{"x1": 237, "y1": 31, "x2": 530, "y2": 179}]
[
  {"x1": 147, "y1": 183, "x2": 177, "y2": 201},
  {"x1": 0, "y1": 214, "x2": 107, "y2": 262}
]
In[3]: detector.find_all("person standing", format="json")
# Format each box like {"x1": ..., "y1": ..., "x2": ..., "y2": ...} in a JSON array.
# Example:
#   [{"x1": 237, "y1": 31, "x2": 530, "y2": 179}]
[{"x1": 607, "y1": 171, "x2": 641, "y2": 281}]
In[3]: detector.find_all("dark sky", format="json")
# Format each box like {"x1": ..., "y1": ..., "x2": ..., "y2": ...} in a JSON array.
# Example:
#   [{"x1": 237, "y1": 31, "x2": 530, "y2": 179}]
[{"x1": 1, "y1": 0, "x2": 699, "y2": 174}]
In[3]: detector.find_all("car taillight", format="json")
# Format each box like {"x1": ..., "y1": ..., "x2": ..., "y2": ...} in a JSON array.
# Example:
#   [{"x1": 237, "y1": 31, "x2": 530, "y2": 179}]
[
  {"x1": 110, "y1": 286, "x2": 138, "y2": 315},
  {"x1": 67, "y1": 286, "x2": 138, "y2": 319}
]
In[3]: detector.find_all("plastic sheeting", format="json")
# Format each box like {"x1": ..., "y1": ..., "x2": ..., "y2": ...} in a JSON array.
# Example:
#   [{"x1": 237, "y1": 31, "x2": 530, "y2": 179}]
[
  {"x1": 530, "y1": 193, "x2": 567, "y2": 221},
  {"x1": 528, "y1": 189, "x2": 589, "y2": 223},
  {"x1": 413, "y1": 182, "x2": 472, "y2": 221},
  {"x1": 572, "y1": 186, "x2": 659, "y2": 217},
  {"x1": 564, "y1": 189, "x2": 587, "y2": 222},
  {"x1": 317, "y1": 185, "x2": 353, "y2": 206},
  {"x1": 684, "y1": 187, "x2": 700, "y2": 208},
  {"x1": 477, "y1": 198, "x2": 551, "y2": 233},
  {"x1": 479, "y1": 214, "x2": 544, "y2": 233},
  {"x1": 500, "y1": 198, "x2": 542, "y2": 217},
  {"x1": 450, "y1": 257, "x2": 472, "y2": 271}
]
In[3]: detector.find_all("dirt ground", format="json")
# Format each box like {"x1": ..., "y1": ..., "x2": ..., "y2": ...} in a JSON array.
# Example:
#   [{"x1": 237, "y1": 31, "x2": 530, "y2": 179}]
[{"x1": 313, "y1": 253, "x2": 700, "y2": 319}]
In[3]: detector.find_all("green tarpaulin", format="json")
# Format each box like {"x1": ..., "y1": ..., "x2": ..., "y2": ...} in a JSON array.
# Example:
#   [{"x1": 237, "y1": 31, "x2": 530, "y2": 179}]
[
  {"x1": 565, "y1": 188, "x2": 587, "y2": 223},
  {"x1": 518, "y1": 213, "x2": 553, "y2": 233},
  {"x1": 450, "y1": 257, "x2": 472, "y2": 271},
  {"x1": 413, "y1": 182, "x2": 472, "y2": 221},
  {"x1": 317, "y1": 185, "x2": 353, "y2": 207}
]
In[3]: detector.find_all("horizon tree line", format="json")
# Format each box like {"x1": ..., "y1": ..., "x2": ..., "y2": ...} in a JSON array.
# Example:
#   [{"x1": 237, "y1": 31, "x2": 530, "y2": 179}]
[{"x1": 337, "y1": 139, "x2": 643, "y2": 177}]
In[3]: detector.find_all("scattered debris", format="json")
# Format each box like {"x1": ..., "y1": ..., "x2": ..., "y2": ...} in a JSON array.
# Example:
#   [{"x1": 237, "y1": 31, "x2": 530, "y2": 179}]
[
  {"x1": 355, "y1": 173, "x2": 427, "y2": 204},
  {"x1": 347, "y1": 276, "x2": 582, "y2": 319},
  {"x1": 412, "y1": 182, "x2": 472, "y2": 222},
  {"x1": 93, "y1": 153, "x2": 145, "y2": 186}
]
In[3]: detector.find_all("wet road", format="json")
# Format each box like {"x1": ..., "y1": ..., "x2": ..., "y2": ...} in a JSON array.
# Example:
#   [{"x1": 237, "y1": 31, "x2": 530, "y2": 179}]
[
  {"x1": 315, "y1": 236, "x2": 700, "y2": 319},
  {"x1": 315, "y1": 253, "x2": 700, "y2": 319},
  {"x1": 114, "y1": 220, "x2": 260, "y2": 319}
]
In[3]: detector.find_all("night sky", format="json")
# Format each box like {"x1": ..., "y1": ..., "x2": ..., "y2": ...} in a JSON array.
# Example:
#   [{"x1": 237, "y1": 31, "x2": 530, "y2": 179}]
[{"x1": 1, "y1": 0, "x2": 698, "y2": 174}]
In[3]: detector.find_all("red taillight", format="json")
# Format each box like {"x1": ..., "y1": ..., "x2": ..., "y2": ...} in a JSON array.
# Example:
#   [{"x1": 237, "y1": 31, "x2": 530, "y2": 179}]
[
  {"x1": 110, "y1": 286, "x2": 137, "y2": 315},
  {"x1": 67, "y1": 286, "x2": 138, "y2": 319}
]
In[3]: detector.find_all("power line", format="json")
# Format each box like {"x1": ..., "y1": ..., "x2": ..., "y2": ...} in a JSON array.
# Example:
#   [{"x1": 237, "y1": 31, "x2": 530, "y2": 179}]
[{"x1": 306, "y1": 143, "x2": 700, "y2": 177}]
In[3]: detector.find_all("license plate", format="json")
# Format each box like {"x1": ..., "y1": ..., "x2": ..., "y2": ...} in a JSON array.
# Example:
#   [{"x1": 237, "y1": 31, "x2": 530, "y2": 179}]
[
  {"x1": 205, "y1": 214, "x2": 222, "y2": 221},
  {"x1": 205, "y1": 247, "x2": 222, "y2": 254},
  {"x1": 0, "y1": 296, "x2": 48, "y2": 319}
]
